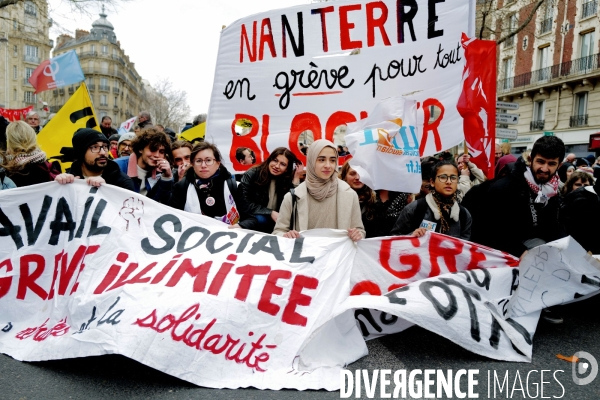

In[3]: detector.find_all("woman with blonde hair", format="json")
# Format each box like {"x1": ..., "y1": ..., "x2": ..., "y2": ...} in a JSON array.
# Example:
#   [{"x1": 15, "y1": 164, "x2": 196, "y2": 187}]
[
  {"x1": 2, "y1": 120, "x2": 59, "y2": 187},
  {"x1": 273, "y1": 139, "x2": 364, "y2": 241}
]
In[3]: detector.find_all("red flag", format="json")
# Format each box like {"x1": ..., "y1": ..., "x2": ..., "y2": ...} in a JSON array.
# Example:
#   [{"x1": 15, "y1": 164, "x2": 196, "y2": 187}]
[{"x1": 457, "y1": 34, "x2": 497, "y2": 179}]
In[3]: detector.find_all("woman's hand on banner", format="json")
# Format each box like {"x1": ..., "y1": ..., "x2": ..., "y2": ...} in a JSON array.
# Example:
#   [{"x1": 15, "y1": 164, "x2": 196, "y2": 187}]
[
  {"x1": 284, "y1": 230, "x2": 301, "y2": 239},
  {"x1": 347, "y1": 228, "x2": 363, "y2": 242},
  {"x1": 411, "y1": 227, "x2": 427, "y2": 237}
]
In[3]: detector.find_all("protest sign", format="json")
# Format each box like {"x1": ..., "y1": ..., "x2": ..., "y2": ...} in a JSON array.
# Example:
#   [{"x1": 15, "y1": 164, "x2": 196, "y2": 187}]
[
  {"x1": 0, "y1": 106, "x2": 33, "y2": 122},
  {"x1": 117, "y1": 116, "x2": 137, "y2": 134},
  {"x1": 345, "y1": 97, "x2": 421, "y2": 192},
  {"x1": 0, "y1": 183, "x2": 598, "y2": 390},
  {"x1": 37, "y1": 83, "x2": 99, "y2": 169},
  {"x1": 207, "y1": 0, "x2": 478, "y2": 172}
]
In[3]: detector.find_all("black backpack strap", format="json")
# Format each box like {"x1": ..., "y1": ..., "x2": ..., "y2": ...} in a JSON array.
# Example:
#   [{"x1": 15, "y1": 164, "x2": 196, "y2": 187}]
[{"x1": 289, "y1": 188, "x2": 297, "y2": 231}]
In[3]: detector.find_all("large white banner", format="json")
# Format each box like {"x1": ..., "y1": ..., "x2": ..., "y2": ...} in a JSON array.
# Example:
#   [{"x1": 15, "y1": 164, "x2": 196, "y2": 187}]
[
  {"x1": 0, "y1": 183, "x2": 599, "y2": 390},
  {"x1": 207, "y1": 0, "x2": 477, "y2": 172}
]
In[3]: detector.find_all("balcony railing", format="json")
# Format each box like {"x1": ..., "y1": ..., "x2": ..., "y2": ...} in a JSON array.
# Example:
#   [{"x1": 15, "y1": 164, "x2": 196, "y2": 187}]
[
  {"x1": 99, "y1": 85, "x2": 110, "y2": 92},
  {"x1": 499, "y1": 53, "x2": 600, "y2": 93},
  {"x1": 582, "y1": 0, "x2": 597, "y2": 18},
  {"x1": 79, "y1": 51, "x2": 97, "y2": 59},
  {"x1": 68, "y1": 86, "x2": 74, "y2": 94},
  {"x1": 49, "y1": 105, "x2": 61, "y2": 113},
  {"x1": 530, "y1": 120, "x2": 545, "y2": 131},
  {"x1": 87, "y1": 84, "x2": 95, "y2": 90},
  {"x1": 540, "y1": 18, "x2": 552, "y2": 34},
  {"x1": 59, "y1": 88, "x2": 64, "y2": 95},
  {"x1": 23, "y1": 54, "x2": 40, "y2": 64},
  {"x1": 570, "y1": 114, "x2": 588, "y2": 127},
  {"x1": 113, "y1": 87, "x2": 120, "y2": 94}
]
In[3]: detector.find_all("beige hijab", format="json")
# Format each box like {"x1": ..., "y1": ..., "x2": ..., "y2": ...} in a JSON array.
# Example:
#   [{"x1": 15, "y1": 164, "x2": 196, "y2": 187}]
[{"x1": 305, "y1": 139, "x2": 338, "y2": 201}]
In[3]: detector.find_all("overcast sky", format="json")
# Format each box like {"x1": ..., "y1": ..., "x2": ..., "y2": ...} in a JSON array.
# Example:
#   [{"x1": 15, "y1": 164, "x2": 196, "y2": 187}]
[{"x1": 48, "y1": 0, "x2": 311, "y2": 120}]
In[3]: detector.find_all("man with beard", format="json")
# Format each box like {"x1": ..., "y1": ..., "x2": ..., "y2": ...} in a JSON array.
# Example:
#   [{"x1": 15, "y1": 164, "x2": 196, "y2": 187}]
[
  {"x1": 467, "y1": 136, "x2": 566, "y2": 323},
  {"x1": 54, "y1": 128, "x2": 134, "y2": 191},
  {"x1": 100, "y1": 116, "x2": 118, "y2": 139},
  {"x1": 117, "y1": 132, "x2": 135, "y2": 158}
]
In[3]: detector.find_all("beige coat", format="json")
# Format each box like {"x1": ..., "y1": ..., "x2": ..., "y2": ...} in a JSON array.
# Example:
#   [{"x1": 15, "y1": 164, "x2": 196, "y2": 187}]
[{"x1": 272, "y1": 179, "x2": 365, "y2": 237}]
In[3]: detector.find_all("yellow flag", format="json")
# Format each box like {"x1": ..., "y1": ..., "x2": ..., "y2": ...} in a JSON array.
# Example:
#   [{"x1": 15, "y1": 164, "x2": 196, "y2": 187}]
[
  {"x1": 38, "y1": 83, "x2": 100, "y2": 169},
  {"x1": 178, "y1": 122, "x2": 205, "y2": 142}
]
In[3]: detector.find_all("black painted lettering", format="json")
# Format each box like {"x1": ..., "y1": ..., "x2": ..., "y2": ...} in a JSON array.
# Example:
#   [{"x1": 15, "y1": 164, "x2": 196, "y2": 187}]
[
  {"x1": 48, "y1": 197, "x2": 76, "y2": 246},
  {"x1": 141, "y1": 214, "x2": 182, "y2": 255}
]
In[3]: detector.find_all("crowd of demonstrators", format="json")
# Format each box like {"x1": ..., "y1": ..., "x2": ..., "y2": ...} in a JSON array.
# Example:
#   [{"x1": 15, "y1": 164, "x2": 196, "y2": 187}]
[
  {"x1": 114, "y1": 127, "x2": 174, "y2": 203},
  {"x1": 273, "y1": 139, "x2": 365, "y2": 242},
  {"x1": 55, "y1": 128, "x2": 134, "y2": 191},
  {"x1": 239, "y1": 147, "x2": 301, "y2": 233},
  {"x1": 168, "y1": 141, "x2": 257, "y2": 230},
  {"x1": 455, "y1": 152, "x2": 486, "y2": 201},
  {"x1": 1, "y1": 121, "x2": 59, "y2": 187},
  {"x1": 560, "y1": 170, "x2": 594, "y2": 196},
  {"x1": 392, "y1": 160, "x2": 472, "y2": 240},
  {"x1": 100, "y1": 116, "x2": 118, "y2": 139}
]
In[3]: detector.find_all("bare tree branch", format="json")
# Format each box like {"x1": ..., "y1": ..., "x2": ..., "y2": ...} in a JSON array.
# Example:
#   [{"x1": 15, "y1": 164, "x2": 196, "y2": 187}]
[{"x1": 496, "y1": 0, "x2": 546, "y2": 45}]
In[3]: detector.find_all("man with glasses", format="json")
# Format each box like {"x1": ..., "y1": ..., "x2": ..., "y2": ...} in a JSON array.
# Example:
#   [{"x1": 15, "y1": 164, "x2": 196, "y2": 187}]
[
  {"x1": 117, "y1": 132, "x2": 135, "y2": 158},
  {"x1": 115, "y1": 127, "x2": 173, "y2": 202},
  {"x1": 54, "y1": 128, "x2": 134, "y2": 190}
]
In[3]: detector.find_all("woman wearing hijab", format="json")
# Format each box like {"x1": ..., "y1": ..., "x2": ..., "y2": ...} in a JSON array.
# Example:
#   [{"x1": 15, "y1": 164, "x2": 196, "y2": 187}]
[
  {"x1": 391, "y1": 160, "x2": 471, "y2": 240},
  {"x1": 273, "y1": 139, "x2": 365, "y2": 241}
]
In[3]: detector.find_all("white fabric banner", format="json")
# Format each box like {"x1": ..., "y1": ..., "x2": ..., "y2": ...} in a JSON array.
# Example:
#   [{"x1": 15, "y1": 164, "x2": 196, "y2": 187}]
[
  {"x1": 345, "y1": 97, "x2": 421, "y2": 192},
  {"x1": 207, "y1": 0, "x2": 477, "y2": 172},
  {"x1": 0, "y1": 183, "x2": 598, "y2": 390}
]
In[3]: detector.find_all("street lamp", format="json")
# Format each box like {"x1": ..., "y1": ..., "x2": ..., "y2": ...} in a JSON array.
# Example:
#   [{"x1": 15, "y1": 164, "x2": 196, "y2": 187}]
[{"x1": 0, "y1": 37, "x2": 8, "y2": 109}]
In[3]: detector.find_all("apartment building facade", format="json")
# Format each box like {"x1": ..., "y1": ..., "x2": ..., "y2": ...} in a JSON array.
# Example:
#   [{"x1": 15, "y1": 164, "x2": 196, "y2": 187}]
[
  {"x1": 51, "y1": 10, "x2": 148, "y2": 127},
  {"x1": 495, "y1": 0, "x2": 600, "y2": 156},
  {"x1": 0, "y1": 0, "x2": 53, "y2": 114}
]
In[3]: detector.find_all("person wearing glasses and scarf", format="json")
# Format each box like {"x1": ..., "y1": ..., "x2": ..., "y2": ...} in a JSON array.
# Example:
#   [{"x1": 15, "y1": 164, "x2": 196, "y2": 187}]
[
  {"x1": 273, "y1": 139, "x2": 364, "y2": 241},
  {"x1": 168, "y1": 141, "x2": 257, "y2": 229},
  {"x1": 391, "y1": 160, "x2": 472, "y2": 240}
]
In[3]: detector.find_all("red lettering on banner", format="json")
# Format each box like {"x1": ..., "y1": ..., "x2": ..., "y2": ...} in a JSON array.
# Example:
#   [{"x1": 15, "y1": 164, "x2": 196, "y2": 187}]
[
  {"x1": 282, "y1": 275, "x2": 319, "y2": 327},
  {"x1": 207, "y1": 254, "x2": 238, "y2": 296},
  {"x1": 93, "y1": 252, "x2": 129, "y2": 294},
  {"x1": 0, "y1": 259, "x2": 14, "y2": 299},
  {"x1": 466, "y1": 245, "x2": 487, "y2": 270},
  {"x1": 289, "y1": 112, "x2": 322, "y2": 165},
  {"x1": 258, "y1": 269, "x2": 292, "y2": 315},
  {"x1": 235, "y1": 265, "x2": 271, "y2": 302},
  {"x1": 259, "y1": 19, "x2": 276, "y2": 60},
  {"x1": 428, "y1": 234, "x2": 464, "y2": 277},
  {"x1": 326, "y1": 111, "x2": 357, "y2": 143},
  {"x1": 230, "y1": 114, "x2": 262, "y2": 170},
  {"x1": 16, "y1": 317, "x2": 69, "y2": 341},
  {"x1": 379, "y1": 236, "x2": 422, "y2": 280},
  {"x1": 350, "y1": 280, "x2": 382, "y2": 295},
  {"x1": 166, "y1": 259, "x2": 212, "y2": 292},
  {"x1": 420, "y1": 98, "x2": 445, "y2": 154},
  {"x1": 240, "y1": 21, "x2": 258, "y2": 63},
  {"x1": 17, "y1": 254, "x2": 47, "y2": 300},
  {"x1": 134, "y1": 304, "x2": 276, "y2": 372},
  {"x1": 339, "y1": 4, "x2": 363, "y2": 50},
  {"x1": 366, "y1": 2, "x2": 391, "y2": 47}
]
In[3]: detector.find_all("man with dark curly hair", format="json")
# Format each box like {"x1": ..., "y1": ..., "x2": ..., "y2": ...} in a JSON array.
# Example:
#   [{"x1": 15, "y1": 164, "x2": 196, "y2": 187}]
[{"x1": 114, "y1": 127, "x2": 173, "y2": 203}]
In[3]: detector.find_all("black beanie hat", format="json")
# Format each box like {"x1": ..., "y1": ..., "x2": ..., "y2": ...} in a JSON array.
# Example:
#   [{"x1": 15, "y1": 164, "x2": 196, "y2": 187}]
[{"x1": 72, "y1": 128, "x2": 109, "y2": 161}]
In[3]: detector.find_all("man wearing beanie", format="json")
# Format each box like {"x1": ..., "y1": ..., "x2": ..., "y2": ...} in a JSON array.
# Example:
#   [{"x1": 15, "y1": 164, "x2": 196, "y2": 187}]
[
  {"x1": 54, "y1": 128, "x2": 134, "y2": 191},
  {"x1": 117, "y1": 132, "x2": 135, "y2": 158}
]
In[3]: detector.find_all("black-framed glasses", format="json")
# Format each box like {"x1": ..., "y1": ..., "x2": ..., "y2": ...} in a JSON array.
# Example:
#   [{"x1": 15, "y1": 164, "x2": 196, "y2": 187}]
[
  {"x1": 194, "y1": 158, "x2": 215, "y2": 166},
  {"x1": 89, "y1": 145, "x2": 109, "y2": 153},
  {"x1": 436, "y1": 174, "x2": 458, "y2": 183}
]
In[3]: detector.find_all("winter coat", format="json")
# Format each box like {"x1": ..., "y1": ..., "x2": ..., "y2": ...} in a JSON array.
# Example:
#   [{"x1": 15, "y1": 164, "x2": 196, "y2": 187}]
[
  {"x1": 8, "y1": 160, "x2": 60, "y2": 187},
  {"x1": 559, "y1": 184, "x2": 600, "y2": 254},
  {"x1": 457, "y1": 161, "x2": 486, "y2": 201},
  {"x1": 239, "y1": 166, "x2": 292, "y2": 216},
  {"x1": 390, "y1": 194, "x2": 471, "y2": 240},
  {"x1": 168, "y1": 164, "x2": 258, "y2": 230},
  {"x1": 68, "y1": 159, "x2": 135, "y2": 191},
  {"x1": 272, "y1": 179, "x2": 365, "y2": 237},
  {"x1": 465, "y1": 157, "x2": 564, "y2": 257}
]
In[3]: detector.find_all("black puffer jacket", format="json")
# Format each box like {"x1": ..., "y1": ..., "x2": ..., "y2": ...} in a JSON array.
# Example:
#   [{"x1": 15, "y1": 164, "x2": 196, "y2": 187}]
[
  {"x1": 68, "y1": 159, "x2": 135, "y2": 191},
  {"x1": 239, "y1": 166, "x2": 293, "y2": 216},
  {"x1": 467, "y1": 157, "x2": 564, "y2": 257},
  {"x1": 168, "y1": 164, "x2": 258, "y2": 230},
  {"x1": 559, "y1": 182, "x2": 600, "y2": 254}
]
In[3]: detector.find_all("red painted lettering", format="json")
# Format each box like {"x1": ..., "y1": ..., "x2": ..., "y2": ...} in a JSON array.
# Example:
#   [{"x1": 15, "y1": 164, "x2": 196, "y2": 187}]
[
  {"x1": 366, "y1": 2, "x2": 391, "y2": 47},
  {"x1": 259, "y1": 18, "x2": 276, "y2": 60},
  {"x1": 420, "y1": 98, "x2": 445, "y2": 154},
  {"x1": 0, "y1": 259, "x2": 13, "y2": 299},
  {"x1": 207, "y1": 254, "x2": 237, "y2": 296},
  {"x1": 166, "y1": 259, "x2": 212, "y2": 292},
  {"x1": 428, "y1": 233, "x2": 464, "y2": 277},
  {"x1": 258, "y1": 269, "x2": 292, "y2": 315},
  {"x1": 17, "y1": 254, "x2": 47, "y2": 300},
  {"x1": 240, "y1": 21, "x2": 257, "y2": 63},
  {"x1": 234, "y1": 265, "x2": 271, "y2": 302},
  {"x1": 339, "y1": 4, "x2": 363, "y2": 50},
  {"x1": 282, "y1": 275, "x2": 319, "y2": 327}
]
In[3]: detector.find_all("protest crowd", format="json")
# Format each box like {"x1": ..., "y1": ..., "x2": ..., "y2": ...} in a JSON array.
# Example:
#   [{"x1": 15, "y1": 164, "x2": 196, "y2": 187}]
[{"x1": 0, "y1": 109, "x2": 599, "y2": 327}]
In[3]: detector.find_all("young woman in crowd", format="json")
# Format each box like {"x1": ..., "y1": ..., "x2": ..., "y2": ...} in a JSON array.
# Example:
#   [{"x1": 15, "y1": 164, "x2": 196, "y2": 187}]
[
  {"x1": 557, "y1": 162, "x2": 575, "y2": 191},
  {"x1": 239, "y1": 147, "x2": 302, "y2": 233},
  {"x1": 391, "y1": 160, "x2": 471, "y2": 240},
  {"x1": 273, "y1": 139, "x2": 364, "y2": 241},
  {"x1": 1, "y1": 121, "x2": 60, "y2": 187},
  {"x1": 339, "y1": 161, "x2": 381, "y2": 238},
  {"x1": 168, "y1": 141, "x2": 257, "y2": 230},
  {"x1": 455, "y1": 152, "x2": 486, "y2": 200},
  {"x1": 560, "y1": 170, "x2": 595, "y2": 196}
]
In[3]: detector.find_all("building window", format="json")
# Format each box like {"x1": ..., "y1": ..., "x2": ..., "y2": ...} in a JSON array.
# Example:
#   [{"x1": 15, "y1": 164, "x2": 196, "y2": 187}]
[
  {"x1": 13, "y1": 89, "x2": 17, "y2": 101},
  {"x1": 113, "y1": 48, "x2": 117, "y2": 56},
  {"x1": 13, "y1": 45, "x2": 17, "y2": 56},
  {"x1": 540, "y1": 1, "x2": 554, "y2": 34},
  {"x1": 80, "y1": 47, "x2": 83, "y2": 54},
  {"x1": 25, "y1": 67, "x2": 34, "y2": 79},
  {"x1": 100, "y1": 111, "x2": 108, "y2": 119},
  {"x1": 13, "y1": 19, "x2": 17, "y2": 30},
  {"x1": 25, "y1": 45, "x2": 38, "y2": 58},
  {"x1": 102, "y1": 45, "x2": 108, "y2": 54},
  {"x1": 582, "y1": 0, "x2": 598, "y2": 19},
  {"x1": 100, "y1": 95, "x2": 108, "y2": 106},
  {"x1": 537, "y1": 47, "x2": 550, "y2": 81},
  {"x1": 24, "y1": 1, "x2": 37, "y2": 16},
  {"x1": 101, "y1": 61, "x2": 108, "y2": 73},
  {"x1": 530, "y1": 100, "x2": 545, "y2": 130},
  {"x1": 580, "y1": 31, "x2": 595, "y2": 72},
  {"x1": 501, "y1": 58, "x2": 513, "y2": 90},
  {"x1": 504, "y1": 14, "x2": 517, "y2": 48},
  {"x1": 13, "y1": 65, "x2": 17, "y2": 79},
  {"x1": 24, "y1": 91, "x2": 36, "y2": 103},
  {"x1": 114, "y1": 96, "x2": 118, "y2": 106},
  {"x1": 91, "y1": 44, "x2": 96, "y2": 53},
  {"x1": 570, "y1": 92, "x2": 588, "y2": 127}
]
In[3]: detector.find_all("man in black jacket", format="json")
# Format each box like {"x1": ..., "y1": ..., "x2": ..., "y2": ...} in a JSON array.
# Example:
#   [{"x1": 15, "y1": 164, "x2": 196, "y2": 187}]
[
  {"x1": 465, "y1": 136, "x2": 566, "y2": 323},
  {"x1": 54, "y1": 128, "x2": 134, "y2": 191}
]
